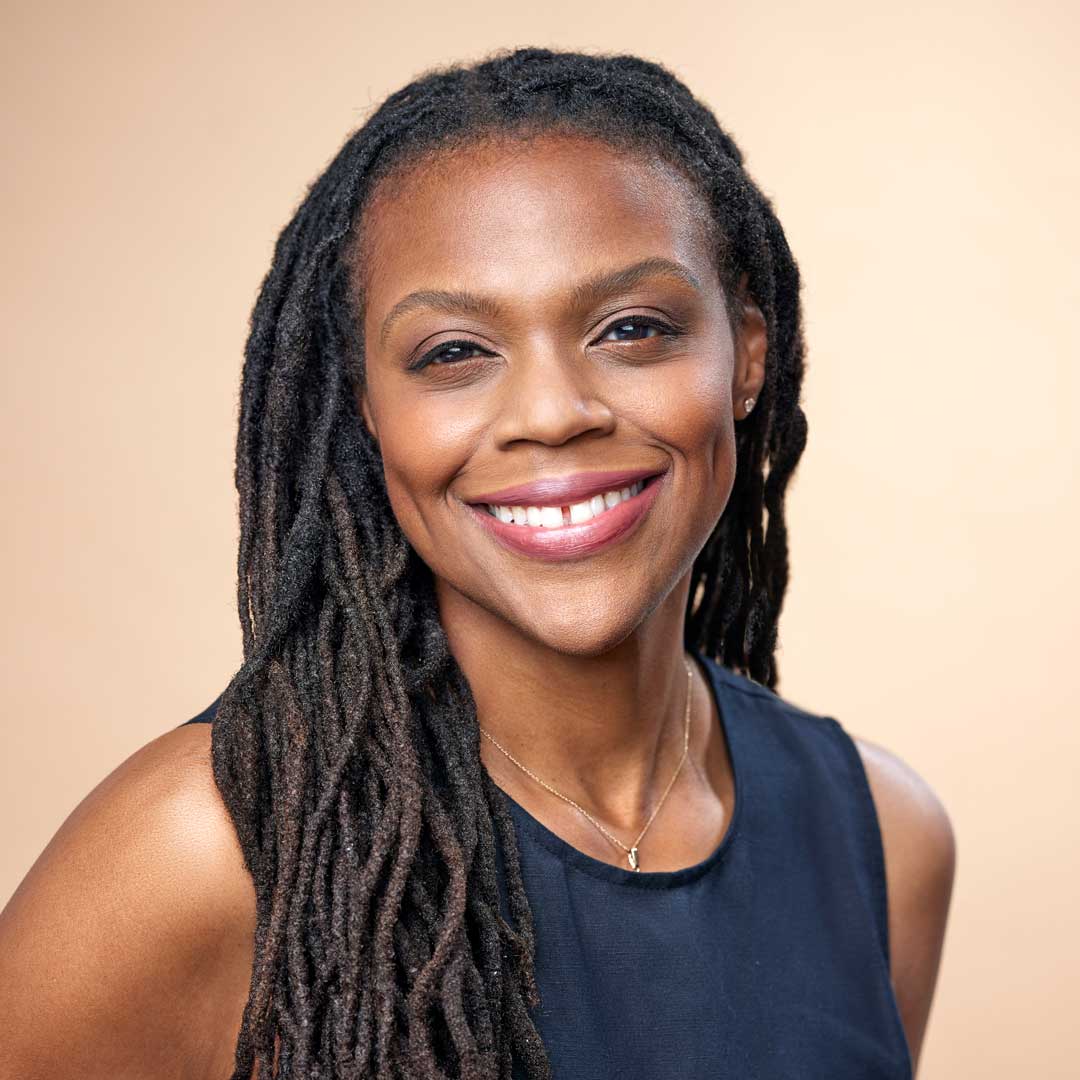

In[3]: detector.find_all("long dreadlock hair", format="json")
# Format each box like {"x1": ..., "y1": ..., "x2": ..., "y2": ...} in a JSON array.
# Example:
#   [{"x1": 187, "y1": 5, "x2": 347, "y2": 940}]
[{"x1": 210, "y1": 45, "x2": 808, "y2": 1080}]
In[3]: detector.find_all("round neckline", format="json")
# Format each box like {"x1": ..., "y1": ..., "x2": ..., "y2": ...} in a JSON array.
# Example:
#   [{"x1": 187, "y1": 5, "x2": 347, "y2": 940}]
[{"x1": 493, "y1": 649, "x2": 744, "y2": 890}]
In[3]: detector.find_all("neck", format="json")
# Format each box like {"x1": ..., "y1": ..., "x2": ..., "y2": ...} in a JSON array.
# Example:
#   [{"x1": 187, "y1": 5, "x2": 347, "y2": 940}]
[{"x1": 434, "y1": 573, "x2": 700, "y2": 831}]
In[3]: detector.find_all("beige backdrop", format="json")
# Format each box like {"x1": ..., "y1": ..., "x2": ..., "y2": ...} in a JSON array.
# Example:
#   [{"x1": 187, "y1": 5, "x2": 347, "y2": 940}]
[{"x1": 3, "y1": 2, "x2": 1077, "y2": 1076}]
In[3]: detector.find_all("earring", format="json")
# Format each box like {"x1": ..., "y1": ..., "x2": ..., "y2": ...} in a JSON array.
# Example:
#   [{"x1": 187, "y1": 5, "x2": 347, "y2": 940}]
[{"x1": 743, "y1": 396, "x2": 756, "y2": 415}]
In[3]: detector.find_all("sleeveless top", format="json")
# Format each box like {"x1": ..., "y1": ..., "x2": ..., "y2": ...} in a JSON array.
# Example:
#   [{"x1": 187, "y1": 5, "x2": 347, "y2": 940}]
[{"x1": 181, "y1": 650, "x2": 912, "y2": 1079}]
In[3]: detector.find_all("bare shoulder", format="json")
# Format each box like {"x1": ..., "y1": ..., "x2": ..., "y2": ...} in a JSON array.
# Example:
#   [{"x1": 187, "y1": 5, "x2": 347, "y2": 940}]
[
  {"x1": 0, "y1": 721, "x2": 255, "y2": 1080},
  {"x1": 851, "y1": 734, "x2": 956, "y2": 1074}
]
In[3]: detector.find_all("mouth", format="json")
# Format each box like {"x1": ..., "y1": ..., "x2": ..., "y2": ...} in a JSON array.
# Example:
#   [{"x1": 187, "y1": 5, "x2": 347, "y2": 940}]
[
  {"x1": 471, "y1": 472, "x2": 662, "y2": 528},
  {"x1": 462, "y1": 470, "x2": 668, "y2": 562}
]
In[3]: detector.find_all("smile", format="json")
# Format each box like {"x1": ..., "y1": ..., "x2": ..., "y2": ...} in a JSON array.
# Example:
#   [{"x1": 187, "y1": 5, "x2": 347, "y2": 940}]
[
  {"x1": 481, "y1": 479, "x2": 647, "y2": 527},
  {"x1": 463, "y1": 472, "x2": 667, "y2": 562}
]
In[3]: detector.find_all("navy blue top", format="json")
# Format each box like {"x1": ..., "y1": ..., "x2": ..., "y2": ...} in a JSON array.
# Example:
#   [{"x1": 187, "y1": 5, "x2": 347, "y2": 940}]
[{"x1": 182, "y1": 650, "x2": 912, "y2": 1079}]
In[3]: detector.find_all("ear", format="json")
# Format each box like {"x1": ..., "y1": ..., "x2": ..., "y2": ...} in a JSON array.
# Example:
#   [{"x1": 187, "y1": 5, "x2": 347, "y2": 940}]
[{"x1": 731, "y1": 271, "x2": 767, "y2": 421}]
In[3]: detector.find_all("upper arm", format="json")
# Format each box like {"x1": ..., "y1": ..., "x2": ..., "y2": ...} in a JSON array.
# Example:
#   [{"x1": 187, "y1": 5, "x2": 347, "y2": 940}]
[
  {"x1": 0, "y1": 723, "x2": 255, "y2": 1080},
  {"x1": 853, "y1": 735, "x2": 956, "y2": 1075}
]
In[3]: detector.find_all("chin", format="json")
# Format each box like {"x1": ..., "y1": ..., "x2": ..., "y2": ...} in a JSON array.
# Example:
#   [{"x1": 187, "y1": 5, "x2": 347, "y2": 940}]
[{"x1": 514, "y1": 605, "x2": 645, "y2": 659}]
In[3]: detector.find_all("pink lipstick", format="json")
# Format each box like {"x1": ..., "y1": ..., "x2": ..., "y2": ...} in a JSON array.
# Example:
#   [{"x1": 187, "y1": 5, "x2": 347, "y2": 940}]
[
  {"x1": 465, "y1": 468, "x2": 663, "y2": 508},
  {"x1": 461, "y1": 468, "x2": 668, "y2": 562}
]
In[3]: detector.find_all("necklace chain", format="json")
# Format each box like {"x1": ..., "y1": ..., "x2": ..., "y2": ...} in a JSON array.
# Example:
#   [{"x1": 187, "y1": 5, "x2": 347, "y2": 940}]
[{"x1": 478, "y1": 656, "x2": 694, "y2": 872}]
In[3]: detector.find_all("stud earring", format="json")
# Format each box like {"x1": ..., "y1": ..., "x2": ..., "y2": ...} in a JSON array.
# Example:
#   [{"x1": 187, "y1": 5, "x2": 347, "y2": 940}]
[{"x1": 743, "y1": 397, "x2": 756, "y2": 415}]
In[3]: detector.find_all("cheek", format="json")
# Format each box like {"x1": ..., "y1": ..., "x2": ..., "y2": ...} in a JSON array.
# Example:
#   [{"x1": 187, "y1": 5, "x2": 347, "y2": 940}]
[
  {"x1": 637, "y1": 362, "x2": 737, "y2": 590},
  {"x1": 365, "y1": 388, "x2": 475, "y2": 543},
  {"x1": 660, "y1": 359, "x2": 738, "y2": 565},
  {"x1": 699, "y1": 364, "x2": 737, "y2": 496},
  {"x1": 646, "y1": 353, "x2": 735, "y2": 497}
]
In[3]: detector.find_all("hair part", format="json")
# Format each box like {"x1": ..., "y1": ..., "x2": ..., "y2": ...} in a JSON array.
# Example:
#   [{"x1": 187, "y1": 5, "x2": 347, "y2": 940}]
[{"x1": 211, "y1": 45, "x2": 808, "y2": 1079}]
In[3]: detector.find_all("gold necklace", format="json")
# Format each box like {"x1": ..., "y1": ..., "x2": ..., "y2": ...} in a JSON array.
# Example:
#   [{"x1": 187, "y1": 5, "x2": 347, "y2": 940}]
[{"x1": 478, "y1": 656, "x2": 694, "y2": 872}]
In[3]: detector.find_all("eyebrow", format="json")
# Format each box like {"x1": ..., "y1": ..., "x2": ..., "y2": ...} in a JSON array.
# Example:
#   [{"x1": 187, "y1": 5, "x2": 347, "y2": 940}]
[{"x1": 378, "y1": 257, "x2": 704, "y2": 347}]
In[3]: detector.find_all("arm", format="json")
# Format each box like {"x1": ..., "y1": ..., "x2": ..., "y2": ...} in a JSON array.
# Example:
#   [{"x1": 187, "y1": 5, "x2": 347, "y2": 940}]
[
  {"x1": 853, "y1": 736, "x2": 957, "y2": 1075},
  {"x1": 0, "y1": 723, "x2": 255, "y2": 1080}
]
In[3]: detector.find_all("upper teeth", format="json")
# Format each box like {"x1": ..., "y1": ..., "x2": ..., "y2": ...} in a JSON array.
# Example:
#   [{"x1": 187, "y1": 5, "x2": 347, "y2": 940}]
[{"x1": 485, "y1": 480, "x2": 646, "y2": 527}]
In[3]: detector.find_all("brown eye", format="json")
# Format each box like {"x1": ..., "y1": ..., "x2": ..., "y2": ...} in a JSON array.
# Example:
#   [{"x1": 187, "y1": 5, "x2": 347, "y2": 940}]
[
  {"x1": 597, "y1": 316, "x2": 678, "y2": 343},
  {"x1": 410, "y1": 340, "x2": 494, "y2": 371}
]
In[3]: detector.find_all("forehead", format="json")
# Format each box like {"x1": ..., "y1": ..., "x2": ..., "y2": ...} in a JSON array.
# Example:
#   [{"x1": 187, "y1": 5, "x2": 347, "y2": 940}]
[{"x1": 353, "y1": 131, "x2": 719, "y2": 312}]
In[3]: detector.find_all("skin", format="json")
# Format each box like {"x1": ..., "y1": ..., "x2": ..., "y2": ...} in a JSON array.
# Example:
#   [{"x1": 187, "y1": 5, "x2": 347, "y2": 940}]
[{"x1": 0, "y1": 132, "x2": 955, "y2": 1078}]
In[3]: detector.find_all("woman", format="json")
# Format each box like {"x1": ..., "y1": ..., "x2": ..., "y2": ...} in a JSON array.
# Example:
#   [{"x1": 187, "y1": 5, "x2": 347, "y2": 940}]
[{"x1": 0, "y1": 46, "x2": 955, "y2": 1079}]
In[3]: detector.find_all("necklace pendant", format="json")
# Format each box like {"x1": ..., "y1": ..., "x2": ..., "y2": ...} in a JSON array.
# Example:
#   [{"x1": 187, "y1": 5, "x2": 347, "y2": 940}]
[{"x1": 627, "y1": 846, "x2": 639, "y2": 871}]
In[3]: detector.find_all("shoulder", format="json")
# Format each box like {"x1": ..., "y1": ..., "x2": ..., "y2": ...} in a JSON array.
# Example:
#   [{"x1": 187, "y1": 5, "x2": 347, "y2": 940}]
[
  {"x1": 713, "y1": 662, "x2": 956, "y2": 1068},
  {"x1": 850, "y1": 733, "x2": 956, "y2": 1072},
  {"x1": 0, "y1": 720, "x2": 255, "y2": 1079}
]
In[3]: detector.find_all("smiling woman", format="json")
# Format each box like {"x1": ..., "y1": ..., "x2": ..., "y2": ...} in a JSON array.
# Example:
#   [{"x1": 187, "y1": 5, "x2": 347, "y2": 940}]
[{"x1": 0, "y1": 45, "x2": 954, "y2": 1080}]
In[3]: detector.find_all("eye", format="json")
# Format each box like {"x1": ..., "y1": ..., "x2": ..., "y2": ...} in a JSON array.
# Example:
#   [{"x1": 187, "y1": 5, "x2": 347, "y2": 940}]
[
  {"x1": 409, "y1": 315, "x2": 681, "y2": 373},
  {"x1": 410, "y1": 339, "x2": 495, "y2": 370},
  {"x1": 595, "y1": 315, "x2": 679, "y2": 344}
]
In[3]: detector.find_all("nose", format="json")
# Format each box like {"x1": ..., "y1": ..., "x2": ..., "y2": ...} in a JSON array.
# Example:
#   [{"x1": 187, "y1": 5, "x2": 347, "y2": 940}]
[{"x1": 489, "y1": 344, "x2": 616, "y2": 448}]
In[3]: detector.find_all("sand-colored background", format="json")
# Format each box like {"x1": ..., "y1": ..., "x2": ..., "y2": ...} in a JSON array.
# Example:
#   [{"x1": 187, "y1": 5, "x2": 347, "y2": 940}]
[{"x1": 3, "y1": 2, "x2": 1077, "y2": 1075}]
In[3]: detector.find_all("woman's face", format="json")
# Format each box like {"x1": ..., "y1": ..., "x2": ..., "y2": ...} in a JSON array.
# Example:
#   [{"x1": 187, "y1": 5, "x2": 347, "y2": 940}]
[{"x1": 354, "y1": 131, "x2": 766, "y2": 655}]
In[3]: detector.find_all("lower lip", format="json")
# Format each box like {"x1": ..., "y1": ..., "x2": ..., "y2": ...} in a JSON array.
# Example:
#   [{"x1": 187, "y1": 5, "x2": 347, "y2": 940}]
[{"x1": 462, "y1": 472, "x2": 667, "y2": 562}]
